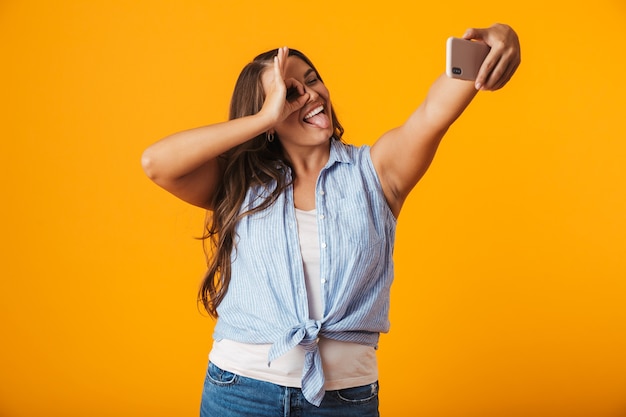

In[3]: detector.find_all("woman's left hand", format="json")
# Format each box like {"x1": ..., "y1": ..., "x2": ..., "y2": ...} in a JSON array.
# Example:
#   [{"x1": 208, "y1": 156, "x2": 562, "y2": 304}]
[{"x1": 463, "y1": 23, "x2": 521, "y2": 91}]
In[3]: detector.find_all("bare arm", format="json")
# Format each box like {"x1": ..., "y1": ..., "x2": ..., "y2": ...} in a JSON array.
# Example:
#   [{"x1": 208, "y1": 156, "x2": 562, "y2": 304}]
[
  {"x1": 141, "y1": 47, "x2": 309, "y2": 209},
  {"x1": 372, "y1": 75, "x2": 478, "y2": 216},
  {"x1": 141, "y1": 114, "x2": 274, "y2": 209},
  {"x1": 371, "y1": 24, "x2": 521, "y2": 217}
]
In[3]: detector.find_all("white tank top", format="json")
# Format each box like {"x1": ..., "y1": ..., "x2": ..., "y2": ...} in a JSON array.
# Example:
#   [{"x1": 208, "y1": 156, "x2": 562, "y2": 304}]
[{"x1": 210, "y1": 208, "x2": 378, "y2": 390}]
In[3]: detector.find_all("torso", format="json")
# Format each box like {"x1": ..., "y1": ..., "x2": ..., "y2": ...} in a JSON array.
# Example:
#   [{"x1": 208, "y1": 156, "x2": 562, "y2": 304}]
[{"x1": 212, "y1": 142, "x2": 397, "y2": 397}]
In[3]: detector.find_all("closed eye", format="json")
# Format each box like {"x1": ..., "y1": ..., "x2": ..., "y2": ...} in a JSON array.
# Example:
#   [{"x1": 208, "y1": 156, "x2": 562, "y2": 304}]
[{"x1": 303, "y1": 68, "x2": 321, "y2": 86}]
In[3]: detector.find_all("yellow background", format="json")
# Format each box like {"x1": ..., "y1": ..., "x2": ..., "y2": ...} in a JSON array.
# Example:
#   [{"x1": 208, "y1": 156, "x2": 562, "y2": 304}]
[{"x1": 2, "y1": 1, "x2": 625, "y2": 416}]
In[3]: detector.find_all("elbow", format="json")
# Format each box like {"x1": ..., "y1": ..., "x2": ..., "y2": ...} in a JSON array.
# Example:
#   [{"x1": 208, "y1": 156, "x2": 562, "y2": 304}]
[{"x1": 141, "y1": 148, "x2": 160, "y2": 181}]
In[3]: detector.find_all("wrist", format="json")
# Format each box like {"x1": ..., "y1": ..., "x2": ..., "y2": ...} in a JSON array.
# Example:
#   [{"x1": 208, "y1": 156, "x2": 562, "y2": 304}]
[{"x1": 254, "y1": 108, "x2": 279, "y2": 133}]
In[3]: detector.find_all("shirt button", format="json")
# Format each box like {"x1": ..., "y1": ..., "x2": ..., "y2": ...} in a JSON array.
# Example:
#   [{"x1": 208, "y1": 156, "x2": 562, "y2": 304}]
[
  {"x1": 321, "y1": 278, "x2": 327, "y2": 284},
  {"x1": 321, "y1": 242, "x2": 327, "y2": 249},
  {"x1": 319, "y1": 214, "x2": 325, "y2": 220},
  {"x1": 319, "y1": 190, "x2": 325, "y2": 196}
]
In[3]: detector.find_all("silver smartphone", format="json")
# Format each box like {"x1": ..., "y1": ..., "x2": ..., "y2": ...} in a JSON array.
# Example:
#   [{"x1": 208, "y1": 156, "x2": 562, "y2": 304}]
[{"x1": 446, "y1": 37, "x2": 490, "y2": 81}]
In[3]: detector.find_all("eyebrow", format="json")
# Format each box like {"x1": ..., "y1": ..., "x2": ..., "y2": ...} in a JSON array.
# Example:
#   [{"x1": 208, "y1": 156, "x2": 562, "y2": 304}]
[{"x1": 304, "y1": 68, "x2": 317, "y2": 78}]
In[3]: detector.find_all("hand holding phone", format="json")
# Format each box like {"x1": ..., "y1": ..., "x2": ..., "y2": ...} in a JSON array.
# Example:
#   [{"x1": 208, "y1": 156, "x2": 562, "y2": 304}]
[{"x1": 446, "y1": 37, "x2": 490, "y2": 82}]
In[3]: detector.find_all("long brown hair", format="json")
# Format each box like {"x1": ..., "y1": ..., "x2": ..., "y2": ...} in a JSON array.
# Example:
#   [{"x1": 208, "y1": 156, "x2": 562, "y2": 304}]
[{"x1": 198, "y1": 48, "x2": 344, "y2": 318}]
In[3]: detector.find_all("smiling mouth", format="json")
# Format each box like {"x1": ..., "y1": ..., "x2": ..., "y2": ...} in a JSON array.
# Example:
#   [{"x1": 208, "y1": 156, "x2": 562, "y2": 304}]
[
  {"x1": 303, "y1": 105, "x2": 330, "y2": 129},
  {"x1": 304, "y1": 105, "x2": 324, "y2": 121}
]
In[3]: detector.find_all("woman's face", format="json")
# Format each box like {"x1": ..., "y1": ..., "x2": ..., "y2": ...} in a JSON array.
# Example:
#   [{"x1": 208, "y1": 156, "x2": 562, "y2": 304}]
[{"x1": 266, "y1": 56, "x2": 334, "y2": 148}]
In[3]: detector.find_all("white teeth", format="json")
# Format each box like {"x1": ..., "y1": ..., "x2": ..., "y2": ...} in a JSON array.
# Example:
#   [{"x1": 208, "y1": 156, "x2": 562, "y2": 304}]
[{"x1": 304, "y1": 105, "x2": 324, "y2": 120}]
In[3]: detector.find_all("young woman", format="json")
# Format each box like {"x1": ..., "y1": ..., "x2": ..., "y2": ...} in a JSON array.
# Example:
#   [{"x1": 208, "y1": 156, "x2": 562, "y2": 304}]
[{"x1": 142, "y1": 23, "x2": 521, "y2": 417}]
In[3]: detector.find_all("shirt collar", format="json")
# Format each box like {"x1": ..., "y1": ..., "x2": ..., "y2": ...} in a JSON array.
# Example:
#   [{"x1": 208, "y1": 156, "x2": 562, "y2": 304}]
[
  {"x1": 276, "y1": 140, "x2": 352, "y2": 172},
  {"x1": 325, "y1": 139, "x2": 352, "y2": 168}
]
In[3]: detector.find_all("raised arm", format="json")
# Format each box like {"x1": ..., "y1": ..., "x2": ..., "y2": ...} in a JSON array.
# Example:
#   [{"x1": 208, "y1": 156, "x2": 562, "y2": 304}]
[
  {"x1": 371, "y1": 24, "x2": 521, "y2": 217},
  {"x1": 142, "y1": 114, "x2": 272, "y2": 209},
  {"x1": 141, "y1": 47, "x2": 309, "y2": 209}
]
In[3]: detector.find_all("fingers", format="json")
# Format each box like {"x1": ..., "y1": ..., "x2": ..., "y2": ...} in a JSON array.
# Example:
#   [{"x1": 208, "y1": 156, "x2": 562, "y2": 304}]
[
  {"x1": 284, "y1": 78, "x2": 305, "y2": 100},
  {"x1": 478, "y1": 51, "x2": 512, "y2": 91},
  {"x1": 462, "y1": 27, "x2": 486, "y2": 41},
  {"x1": 283, "y1": 77, "x2": 309, "y2": 113},
  {"x1": 287, "y1": 89, "x2": 310, "y2": 112},
  {"x1": 272, "y1": 55, "x2": 282, "y2": 87},
  {"x1": 272, "y1": 46, "x2": 298, "y2": 89},
  {"x1": 475, "y1": 54, "x2": 498, "y2": 91},
  {"x1": 489, "y1": 56, "x2": 519, "y2": 91},
  {"x1": 464, "y1": 23, "x2": 521, "y2": 91},
  {"x1": 268, "y1": 47, "x2": 291, "y2": 97},
  {"x1": 269, "y1": 47, "x2": 288, "y2": 88},
  {"x1": 481, "y1": 43, "x2": 519, "y2": 91},
  {"x1": 276, "y1": 46, "x2": 289, "y2": 77},
  {"x1": 482, "y1": 60, "x2": 509, "y2": 91}
]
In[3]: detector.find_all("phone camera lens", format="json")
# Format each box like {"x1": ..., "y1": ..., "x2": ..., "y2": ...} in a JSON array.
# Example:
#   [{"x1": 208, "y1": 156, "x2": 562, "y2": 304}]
[{"x1": 452, "y1": 67, "x2": 462, "y2": 75}]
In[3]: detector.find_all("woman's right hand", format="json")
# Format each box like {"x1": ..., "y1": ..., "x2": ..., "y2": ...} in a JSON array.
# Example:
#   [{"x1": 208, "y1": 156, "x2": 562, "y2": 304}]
[
  {"x1": 142, "y1": 47, "x2": 310, "y2": 209},
  {"x1": 259, "y1": 47, "x2": 310, "y2": 128}
]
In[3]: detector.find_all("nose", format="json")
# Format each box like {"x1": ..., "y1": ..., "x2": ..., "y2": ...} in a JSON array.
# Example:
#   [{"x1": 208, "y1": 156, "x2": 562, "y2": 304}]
[{"x1": 303, "y1": 85, "x2": 319, "y2": 102}]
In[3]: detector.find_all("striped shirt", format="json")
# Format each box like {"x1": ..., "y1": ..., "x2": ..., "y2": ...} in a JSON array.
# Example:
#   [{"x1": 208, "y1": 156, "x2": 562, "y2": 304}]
[{"x1": 213, "y1": 140, "x2": 397, "y2": 406}]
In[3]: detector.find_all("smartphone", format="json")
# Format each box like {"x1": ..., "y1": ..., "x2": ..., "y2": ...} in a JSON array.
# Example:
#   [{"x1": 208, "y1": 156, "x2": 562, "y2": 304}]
[{"x1": 446, "y1": 37, "x2": 490, "y2": 81}]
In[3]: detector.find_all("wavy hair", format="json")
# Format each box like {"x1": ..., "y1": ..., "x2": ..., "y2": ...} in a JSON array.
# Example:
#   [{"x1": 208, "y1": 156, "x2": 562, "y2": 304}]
[{"x1": 198, "y1": 48, "x2": 344, "y2": 317}]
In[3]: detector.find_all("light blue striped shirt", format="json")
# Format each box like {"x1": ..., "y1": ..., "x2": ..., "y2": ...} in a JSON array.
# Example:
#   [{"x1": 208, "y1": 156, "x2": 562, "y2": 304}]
[{"x1": 213, "y1": 140, "x2": 397, "y2": 406}]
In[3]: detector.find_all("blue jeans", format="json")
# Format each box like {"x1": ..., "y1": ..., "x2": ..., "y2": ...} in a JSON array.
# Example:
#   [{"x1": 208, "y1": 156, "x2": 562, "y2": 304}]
[{"x1": 200, "y1": 362, "x2": 380, "y2": 417}]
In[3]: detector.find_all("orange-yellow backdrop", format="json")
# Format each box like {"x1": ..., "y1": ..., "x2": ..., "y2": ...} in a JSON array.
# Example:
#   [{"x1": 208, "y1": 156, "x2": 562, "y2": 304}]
[{"x1": 2, "y1": 1, "x2": 626, "y2": 416}]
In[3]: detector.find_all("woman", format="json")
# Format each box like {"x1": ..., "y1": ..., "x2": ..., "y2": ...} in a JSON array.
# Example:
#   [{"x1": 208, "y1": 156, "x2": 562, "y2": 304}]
[{"x1": 142, "y1": 23, "x2": 521, "y2": 416}]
